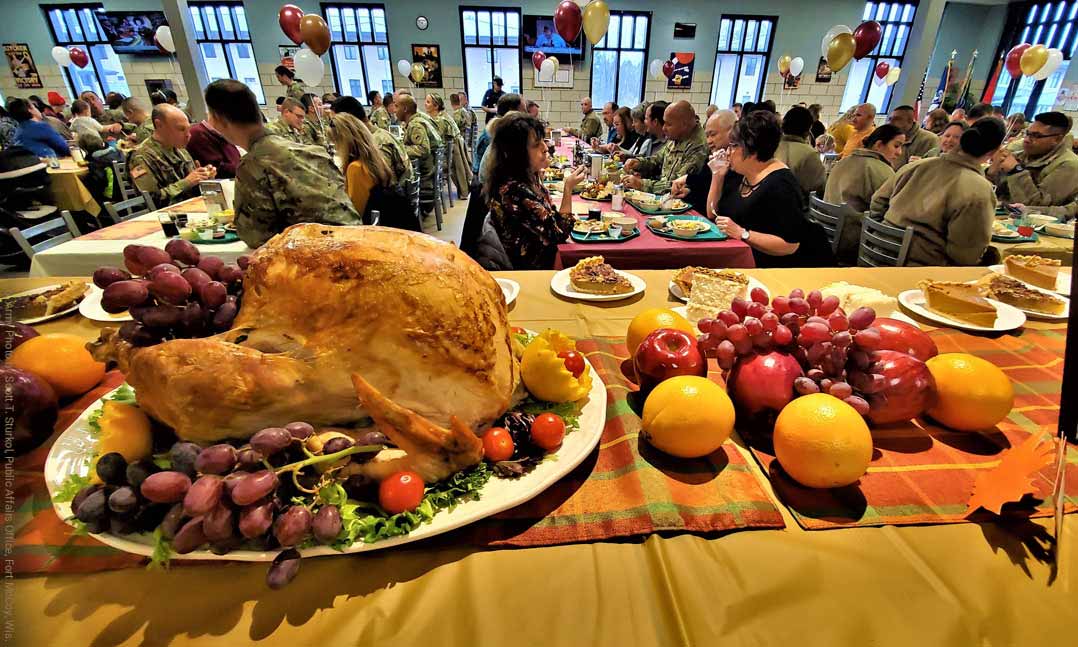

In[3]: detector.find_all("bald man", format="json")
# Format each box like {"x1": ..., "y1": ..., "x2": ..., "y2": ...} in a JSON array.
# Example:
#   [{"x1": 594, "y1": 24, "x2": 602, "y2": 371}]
[
  {"x1": 622, "y1": 100, "x2": 708, "y2": 193},
  {"x1": 121, "y1": 97, "x2": 153, "y2": 144},
  {"x1": 566, "y1": 97, "x2": 603, "y2": 140},
  {"x1": 670, "y1": 110, "x2": 736, "y2": 212},
  {"x1": 128, "y1": 104, "x2": 216, "y2": 206},
  {"x1": 838, "y1": 102, "x2": 877, "y2": 158}
]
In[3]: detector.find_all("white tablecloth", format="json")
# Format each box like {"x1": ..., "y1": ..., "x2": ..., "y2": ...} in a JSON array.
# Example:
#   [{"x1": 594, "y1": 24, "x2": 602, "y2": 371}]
[{"x1": 29, "y1": 212, "x2": 252, "y2": 277}]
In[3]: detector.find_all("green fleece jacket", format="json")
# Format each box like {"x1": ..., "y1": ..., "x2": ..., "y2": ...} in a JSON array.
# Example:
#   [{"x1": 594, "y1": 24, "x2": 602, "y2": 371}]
[
  {"x1": 992, "y1": 134, "x2": 1078, "y2": 207},
  {"x1": 825, "y1": 149, "x2": 894, "y2": 212},
  {"x1": 776, "y1": 134, "x2": 826, "y2": 202}
]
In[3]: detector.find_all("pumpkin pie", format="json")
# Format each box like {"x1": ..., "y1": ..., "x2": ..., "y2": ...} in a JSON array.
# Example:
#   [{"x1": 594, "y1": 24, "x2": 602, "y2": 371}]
[
  {"x1": 1004, "y1": 255, "x2": 1061, "y2": 290},
  {"x1": 919, "y1": 280, "x2": 998, "y2": 328},
  {"x1": 976, "y1": 274, "x2": 1067, "y2": 316},
  {"x1": 569, "y1": 256, "x2": 633, "y2": 295}
]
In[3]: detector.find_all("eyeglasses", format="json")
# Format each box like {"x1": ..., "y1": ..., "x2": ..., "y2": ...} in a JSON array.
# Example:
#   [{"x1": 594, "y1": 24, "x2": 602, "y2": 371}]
[{"x1": 1025, "y1": 131, "x2": 1062, "y2": 140}]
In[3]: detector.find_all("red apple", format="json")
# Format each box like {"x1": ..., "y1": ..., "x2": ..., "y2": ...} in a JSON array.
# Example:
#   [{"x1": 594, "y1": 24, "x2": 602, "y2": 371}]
[
  {"x1": 866, "y1": 349, "x2": 937, "y2": 425},
  {"x1": 727, "y1": 351, "x2": 803, "y2": 414},
  {"x1": 874, "y1": 317, "x2": 938, "y2": 362},
  {"x1": 633, "y1": 328, "x2": 707, "y2": 396}
]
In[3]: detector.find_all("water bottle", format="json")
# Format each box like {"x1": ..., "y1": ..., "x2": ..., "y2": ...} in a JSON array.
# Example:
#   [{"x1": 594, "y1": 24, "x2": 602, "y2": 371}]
[{"x1": 612, "y1": 184, "x2": 624, "y2": 212}]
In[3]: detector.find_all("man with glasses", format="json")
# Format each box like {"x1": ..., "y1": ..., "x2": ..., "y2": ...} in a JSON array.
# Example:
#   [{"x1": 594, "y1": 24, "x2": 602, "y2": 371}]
[
  {"x1": 989, "y1": 111, "x2": 1078, "y2": 208},
  {"x1": 266, "y1": 98, "x2": 310, "y2": 145}
]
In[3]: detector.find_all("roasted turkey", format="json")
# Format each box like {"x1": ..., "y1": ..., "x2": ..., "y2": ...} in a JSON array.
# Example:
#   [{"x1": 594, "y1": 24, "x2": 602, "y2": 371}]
[{"x1": 91, "y1": 225, "x2": 519, "y2": 478}]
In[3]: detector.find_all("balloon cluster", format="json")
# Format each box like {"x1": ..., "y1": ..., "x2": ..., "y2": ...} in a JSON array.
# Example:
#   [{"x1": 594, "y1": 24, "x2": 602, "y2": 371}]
[
  {"x1": 777, "y1": 55, "x2": 805, "y2": 79},
  {"x1": 524, "y1": 0, "x2": 606, "y2": 83},
  {"x1": 1005, "y1": 43, "x2": 1064, "y2": 81},
  {"x1": 279, "y1": 4, "x2": 332, "y2": 86},
  {"x1": 51, "y1": 46, "x2": 88, "y2": 69},
  {"x1": 822, "y1": 21, "x2": 885, "y2": 75}
]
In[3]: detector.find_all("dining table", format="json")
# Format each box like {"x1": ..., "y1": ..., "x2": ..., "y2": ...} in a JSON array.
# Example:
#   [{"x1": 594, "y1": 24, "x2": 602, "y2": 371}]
[
  {"x1": 46, "y1": 156, "x2": 101, "y2": 218},
  {"x1": 994, "y1": 228, "x2": 1075, "y2": 264},
  {"x1": 9, "y1": 265, "x2": 1075, "y2": 647}
]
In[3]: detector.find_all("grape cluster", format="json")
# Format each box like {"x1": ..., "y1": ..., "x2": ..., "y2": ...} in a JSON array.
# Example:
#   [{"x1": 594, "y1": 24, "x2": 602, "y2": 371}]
[
  {"x1": 93, "y1": 240, "x2": 251, "y2": 347},
  {"x1": 697, "y1": 288, "x2": 884, "y2": 415}
]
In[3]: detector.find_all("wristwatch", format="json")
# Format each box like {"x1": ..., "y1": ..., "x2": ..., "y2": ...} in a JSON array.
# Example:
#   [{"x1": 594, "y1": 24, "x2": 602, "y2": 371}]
[
  {"x1": 1009, "y1": 164, "x2": 1025, "y2": 175},
  {"x1": 740, "y1": 229, "x2": 750, "y2": 242}
]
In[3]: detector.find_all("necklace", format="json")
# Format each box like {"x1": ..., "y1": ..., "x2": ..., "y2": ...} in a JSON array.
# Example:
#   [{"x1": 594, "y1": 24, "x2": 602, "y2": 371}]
[{"x1": 739, "y1": 175, "x2": 763, "y2": 197}]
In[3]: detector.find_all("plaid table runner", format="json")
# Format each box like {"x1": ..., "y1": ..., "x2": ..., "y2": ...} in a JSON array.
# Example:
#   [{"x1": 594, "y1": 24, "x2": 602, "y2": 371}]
[
  {"x1": 77, "y1": 220, "x2": 160, "y2": 241},
  {"x1": 14, "y1": 339, "x2": 786, "y2": 575},
  {"x1": 745, "y1": 326, "x2": 1077, "y2": 530}
]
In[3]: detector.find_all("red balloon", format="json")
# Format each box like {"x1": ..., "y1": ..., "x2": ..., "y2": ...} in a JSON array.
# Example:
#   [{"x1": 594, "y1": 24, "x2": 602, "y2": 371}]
[
  {"x1": 875, "y1": 61, "x2": 890, "y2": 79},
  {"x1": 852, "y1": 21, "x2": 882, "y2": 60},
  {"x1": 1005, "y1": 43, "x2": 1031, "y2": 77},
  {"x1": 68, "y1": 46, "x2": 89, "y2": 69},
  {"x1": 532, "y1": 50, "x2": 547, "y2": 71},
  {"x1": 278, "y1": 4, "x2": 304, "y2": 46},
  {"x1": 553, "y1": 0, "x2": 582, "y2": 45},
  {"x1": 662, "y1": 60, "x2": 675, "y2": 79}
]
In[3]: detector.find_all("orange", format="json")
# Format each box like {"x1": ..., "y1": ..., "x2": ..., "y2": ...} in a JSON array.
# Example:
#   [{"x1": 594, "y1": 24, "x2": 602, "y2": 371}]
[
  {"x1": 773, "y1": 394, "x2": 873, "y2": 489},
  {"x1": 641, "y1": 376, "x2": 734, "y2": 458},
  {"x1": 7, "y1": 333, "x2": 105, "y2": 397},
  {"x1": 925, "y1": 353, "x2": 1014, "y2": 431},
  {"x1": 626, "y1": 308, "x2": 696, "y2": 357}
]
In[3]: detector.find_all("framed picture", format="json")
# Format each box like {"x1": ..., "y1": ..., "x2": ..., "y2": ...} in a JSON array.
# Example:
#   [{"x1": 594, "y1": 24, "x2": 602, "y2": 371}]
[
  {"x1": 816, "y1": 57, "x2": 832, "y2": 83},
  {"x1": 145, "y1": 78, "x2": 174, "y2": 97},
  {"x1": 784, "y1": 73, "x2": 802, "y2": 90},
  {"x1": 667, "y1": 53, "x2": 695, "y2": 90},
  {"x1": 533, "y1": 64, "x2": 574, "y2": 88},
  {"x1": 3, "y1": 43, "x2": 42, "y2": 89},
  {"x1": 411, "y1": 44, "x2": 443, "y2": 88},
  {"x1": 279, "y1": 45, "x2": 301, "y2": 71}
]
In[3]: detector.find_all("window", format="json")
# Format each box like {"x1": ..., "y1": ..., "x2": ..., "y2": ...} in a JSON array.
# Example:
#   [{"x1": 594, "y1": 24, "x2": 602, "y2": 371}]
[
  {"x1": 709, "y1": 16, "x2": 777, "y2": 108},
  {"x1": 43, "y1": 4, "x2": 131, "y2": 98},
  {"x1": 990, "y1": 1, "x2": 1078, "y2": 116},
  {"x1": 189, "y1": 2, "x2": 266, "y2": 104},
  {"x1": 839, "y1": 2, "x2": 918, "y2": 113},
  {"x1": 460, "y1": 7, "x2": 521, "y2": 107},
  {"x1": 590, "y1": 12, "x2": 650, "y2": 108},
  {"x1": 322, "y1": 3, "x2": 394, "y2": 99}
]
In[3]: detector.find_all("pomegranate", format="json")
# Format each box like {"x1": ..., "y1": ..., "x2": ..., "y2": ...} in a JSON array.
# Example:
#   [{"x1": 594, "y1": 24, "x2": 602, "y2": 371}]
[
  {"x1": 874, "y1": 318, "x2": 938, "y2": 362},
  {"x1": 727, "y1": 351, "x2": 803, "y2": 414},
  {"x1": 866, "y1": 350, "x2": 937, "y2": 425}
]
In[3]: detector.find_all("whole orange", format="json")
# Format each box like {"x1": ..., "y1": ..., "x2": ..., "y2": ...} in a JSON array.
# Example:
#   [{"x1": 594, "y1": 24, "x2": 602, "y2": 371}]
[
  {"x1": 626, "y1": 308, "x2": 696, "y2": 357},
  {"x1": 7, "y1": 333, "x2": 105, "y2": 397},
  {"x1": 641, "y1": 376, "x2": 735, "y2": 458},
  {"x1": 925, "y1": 353, "x2": 1014, "y2": 431},
  {"x1": 773, "y1": 394, "x2": 873, "y2": 489}
]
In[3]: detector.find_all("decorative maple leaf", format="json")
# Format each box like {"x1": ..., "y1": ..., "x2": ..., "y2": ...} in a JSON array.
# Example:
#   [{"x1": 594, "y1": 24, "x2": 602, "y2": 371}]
[{"x1": 965, "y1": 433, "x2": 1057, "y2": 516}]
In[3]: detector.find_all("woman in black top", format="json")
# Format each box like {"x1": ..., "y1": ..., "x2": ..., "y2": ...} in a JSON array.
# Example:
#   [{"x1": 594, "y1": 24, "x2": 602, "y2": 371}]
[
  {"x1": 597, "y1": 107, "x2": 640, "y2": 155},
  {"x1": 707, "y1": 110, "x2": 833, "y2": 268}
]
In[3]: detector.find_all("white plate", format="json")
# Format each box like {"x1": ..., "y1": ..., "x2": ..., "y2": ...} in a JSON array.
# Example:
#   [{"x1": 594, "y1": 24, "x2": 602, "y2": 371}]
[
  {"x1": 989, "y1": 264, "x2": 1072, "y2": 295},
  {"x1": 2, "y1": 283, "x2": 87, "y2": 324},
  {"x1": 668, "y1": 275, "x2": 770, "y2": 304},
  {"x1": 551, "y1": 267, "x2": 645, "y2": 301},
  {"x1": 496, "y1": 278, "x2": 520, "y2": 306},
  {"x1": 78, "y1": 285, "x2": 133, "y2": 323},
  {"x1": 45, "y1": 364, "x2": 607, "y2": 562},
  {"x1": 898, "y1": 289, "x2": 1026, "y2": 332}
]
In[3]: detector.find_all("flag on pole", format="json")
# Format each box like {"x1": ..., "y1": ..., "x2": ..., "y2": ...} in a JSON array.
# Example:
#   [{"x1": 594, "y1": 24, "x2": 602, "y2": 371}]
[
  {"x1": 955, "y1": 50, "x2": 979, "y2": 109},
  {"x1": 981, "y1": 53, "x2": 1004, "y2": 103},
  {"x1": 914, "y1": 66, "x2": 929, "y2": 120},
  {"x1": 930, "y1": 50, "x2": 958, "y2": 111}
]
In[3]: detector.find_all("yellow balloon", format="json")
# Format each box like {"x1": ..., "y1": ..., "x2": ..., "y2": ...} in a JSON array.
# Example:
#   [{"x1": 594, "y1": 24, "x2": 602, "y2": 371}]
[
  {"x1": 777, "y1": 54, "x2": 792, "y2": 75},
  {"x1": 1020, "y1": 44, "x2": 1048, "y2": 76},
  {"x1": 827, "y1": 33, "x2": 856, "y2": 73},
  {"x1": 582, "y1": 0, "x2": 611, "y2": 45},
  {"x1": 410, "y1": 62, "x2": 425, "y2": 83},
  {"x1": 548, "y1": 56, "x2": 560, "y2": 73}
]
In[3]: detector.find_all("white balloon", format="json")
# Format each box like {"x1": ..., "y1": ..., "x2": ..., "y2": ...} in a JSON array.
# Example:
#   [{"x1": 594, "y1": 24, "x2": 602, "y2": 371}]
[
  {"x1": 539, "y1": 58, "x2": 557, "y2": 82},
  {"x1": 1033, "y1": 47, "x2": 1065, "y2": 81},
  {"x1": 51, "y1": 45, "x2": 71, "y2": 67},
  {"x1": 649, "y1": 58, "x2": 664, "y2": 80},
  {"x1": 294, "y1": 48, "x2": 325, "y2": 86},
  {"x1": 821, "y1": 24, "x2": 852, "y2": 58},
  {"x1": 885, "y1": 67, "x2": 901, "y2": 86},
  {"x1": 573, "y1": 0, "x2": 589, "y2": 6},
  {"x1": 155, "y1": 26, "x2": 175, "y2": 54},
  {"x1": 397, "y1": 59, "x2": 411, "y2": 76},
  {"x1": 789, "y1": 57, "x2": 805, "y2": 77}
]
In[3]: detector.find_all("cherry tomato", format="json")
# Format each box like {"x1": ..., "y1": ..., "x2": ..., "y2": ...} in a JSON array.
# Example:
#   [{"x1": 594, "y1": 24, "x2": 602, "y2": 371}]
[
  {"x1": 530, "y1": 413, "x2": 566, "y2": 451},
  {"x1": 378, "y1": 471, "x2": 425, "y2": 515},
  {"x1": 557, "y1": 350, "x2": 586, "y2": 378},
  {"x1": 482, "y1": 427, "x2": 515, "y2": 462}
]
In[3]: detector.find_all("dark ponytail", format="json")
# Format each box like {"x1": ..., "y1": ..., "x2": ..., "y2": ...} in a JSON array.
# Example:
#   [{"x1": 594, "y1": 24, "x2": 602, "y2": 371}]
[
  {"x1": 862, "y1": 124, "x2": 904, "y2": 148},
  {"x1": 959, "y1": 117, "x2": 1006, "y2": 157}
]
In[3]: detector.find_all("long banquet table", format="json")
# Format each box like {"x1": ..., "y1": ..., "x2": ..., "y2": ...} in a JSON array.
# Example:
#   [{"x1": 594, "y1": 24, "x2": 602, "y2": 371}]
[{"x1": 11, "y1": 267, "x2": 1076, "y2": 646}]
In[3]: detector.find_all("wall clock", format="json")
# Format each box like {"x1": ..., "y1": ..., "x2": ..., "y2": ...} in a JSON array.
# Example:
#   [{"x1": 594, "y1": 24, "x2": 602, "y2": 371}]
[{"x1": 416, "y1": 16, "x2": 429, "y2": 30}]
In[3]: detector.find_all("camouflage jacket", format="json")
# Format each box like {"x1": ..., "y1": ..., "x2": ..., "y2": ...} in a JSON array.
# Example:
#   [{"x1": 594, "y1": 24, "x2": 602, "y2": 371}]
[
  {"x1": 634, "y1": 124, "x2": 708, "y2": 193},
  {"x1": 433, "y1": 112, "x2": 460, "y2": 142},
  {"x1": 130, "y1": 117, "x2": 154, "y2": 145},
  {"x1": 303, "y1": 116, "x2": 327, "y2": 147},
  {"x1": 128, "y1": 136, "x2": 198, "y2": 206},
  {"x1": 370, "y1": 106, "x2": 392, "y2": 130},
  {"x1": 372, "y1": 126, "x2": 413, "y2": 189},
  {"x1": 403, "y1": 113, "x2": 443, "y2": 178},
  {"x1": 578, "y1": 111, "x2": 603, "y2": 140},
  {"x1": 453, "y1": 107, "x2": 476, "y2": 138},
  {"x1": 265, "y1": 117, "x2": 304, "y2": 144},
  {"x1": 234, "y1": 132, "x2": 361, "y2": 247},
  {"x1": 286, "y1": 80, "x2": 308, "y2": 102},
  {"x1": 100, "y1": 107, "x2": 125, "y2": 126}
]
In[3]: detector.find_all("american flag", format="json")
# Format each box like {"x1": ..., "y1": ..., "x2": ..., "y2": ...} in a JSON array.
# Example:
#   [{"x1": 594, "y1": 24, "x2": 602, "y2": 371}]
[
  {"x1": 929, "y1": 50, "x2": 958, "y2": 111},
  {"x1": 914, "y1": 66, "x2": 929, "y2": 120}
]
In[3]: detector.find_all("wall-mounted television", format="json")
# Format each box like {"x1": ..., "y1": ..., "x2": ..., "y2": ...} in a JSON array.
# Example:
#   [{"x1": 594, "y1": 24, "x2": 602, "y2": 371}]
[
  {"x1": 522, "y1": 15, "x2": 584, "y2": 59},
  {"x1": 97, "y1": 11, "x2": 169, "y2": 55}
]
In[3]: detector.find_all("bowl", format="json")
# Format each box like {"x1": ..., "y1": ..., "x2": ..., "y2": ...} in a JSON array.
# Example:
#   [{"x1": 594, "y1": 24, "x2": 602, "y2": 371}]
[
  {"x1": 612, "y1": 216, "x2": 637, "y2": 228},
  {"x1": 1027, "y1": 214, "x2": 1058, "y2": 227},
  {"x1": 672, "y1": 226, "x2": 700, "y2": 239},
  {"x1": 1044, "y1": 221, "x2": 1075, "y2": 238}
]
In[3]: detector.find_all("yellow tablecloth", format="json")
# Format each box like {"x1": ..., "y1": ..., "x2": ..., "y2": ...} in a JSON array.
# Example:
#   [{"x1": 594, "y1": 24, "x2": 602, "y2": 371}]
[
  {"x1": 11, "y1": 267, "x2": 1076, "y2": 646},
  {"x1": 996, "y1": 234, "x2": 1074, "y2": 264},
  {"x1": 46, "y1": 158, "x2": 101, "y2": 217}
]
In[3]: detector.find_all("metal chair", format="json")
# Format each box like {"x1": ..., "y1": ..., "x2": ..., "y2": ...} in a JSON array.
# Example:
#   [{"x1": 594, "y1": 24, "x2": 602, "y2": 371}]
[
  {"x1": 808, "y1": 193, "x2": 855, "y2": 255},
  {"x1": 6, "y1": 209, "x2": 80, "y2": 259},
  {"x1": 408, "y1": 174, "x2": 422, "y2": 228},
  {"x1": 421, "y1": 149, "x2": 445, "y2": 231},
  {"x1": 104, "y1": 191, "x2": 157, "y2": 223},
  {"x1": 467, "y1": 113, "x2": 478, "y2": 160},
  {"x1": 442, "y1": 143, "x2": 455, "y2": 208},
  {"x1": 858, "y1": 215, "x2": 914, "y2": 267},
  {"x1": 111, "y1": 160, "x2": 135, "y2": 200}
]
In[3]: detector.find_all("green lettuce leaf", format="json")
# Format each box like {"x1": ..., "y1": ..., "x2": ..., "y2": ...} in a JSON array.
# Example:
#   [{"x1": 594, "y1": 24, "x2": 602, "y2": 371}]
[{"x1": 52, "y1": 473, "x2": 91, "y2": 503}]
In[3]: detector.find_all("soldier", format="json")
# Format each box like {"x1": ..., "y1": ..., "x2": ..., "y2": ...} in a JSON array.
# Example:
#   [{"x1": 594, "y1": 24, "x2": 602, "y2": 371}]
[
  {"x1": 397, "y1": 94, "x2": 443, "y2": 214},
  {"x1": 368, "y1": 90, "x2": 391, "y2": 131},
  {"x1": 426, "y1": 93, "x2": 472, "y2": 199},
  {"x1": 331, "y1": 96, "x2": 413, "y2": 192},
  {"x1": 121, "y1": 97, "x2": 154, "y2": 145},
  {"x1": 128, "y1": 104, "x2": 216, "y2": 206},
  {"x1": 566, "y1": 97, "x2": 603, "y2": 140},
  {"x1": 275, "y1": 65, "x2": 308, "y2": 102},
  {"x1": 265, "y1": 98, "x2": 308, "y2": 144},
  {"x1": 623, "y1": 100, "x2": 708, "y2": 194},
  {"x1": 451, "y1": 92, "x2": 476, "y2": 159},
  {"x1": 203, "y1": 79, "x2": 360, "y2": 247},
  {"x1": 889, "y1": 104, "x2": 940, "y2": 168},
  {"x1": 300, "y1": 93, "x2": 327, "y2": 148}
]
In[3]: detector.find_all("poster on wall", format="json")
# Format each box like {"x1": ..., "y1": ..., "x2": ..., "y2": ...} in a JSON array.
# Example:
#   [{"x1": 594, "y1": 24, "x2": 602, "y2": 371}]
[
  {"x1": 667, "y1": 53, "x2": 695, "y2": 90},
  {"x1": 278, "y1": 45, "x2": 301, "y2": 71},
  {"x1": 815, "y1": 57, "x2": 832, "y2": 83},
  {"x1": 411, "y1": 44, "x2": 443, "y2": 88},
  {"x1": 1053, "y1": 81, "x2": 1078, "y2": 112},
  {"x1": 3, "y1": 43, "x2": 42, "y2": 89},
  {"x1": 784, "y1": 73, "x2": 802, "y2": 90},
  {"x1": 145, "y1": 79, "x2": 174, "y2": 97}
]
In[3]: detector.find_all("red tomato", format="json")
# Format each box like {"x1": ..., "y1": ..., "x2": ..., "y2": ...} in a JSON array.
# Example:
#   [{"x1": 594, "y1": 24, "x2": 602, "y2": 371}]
[
  {"x1": 482, "y1": 427, "x2": 514, "y2": 462},
  {"x1": 378, "y1": 471, "x2": 425, "y2": 514},
  {"x1": 557, "y1": 350, "x2": 586, "y2": 378},
  {"x1": 530, "y1": 413, "x2": 566, "y2": 451}
]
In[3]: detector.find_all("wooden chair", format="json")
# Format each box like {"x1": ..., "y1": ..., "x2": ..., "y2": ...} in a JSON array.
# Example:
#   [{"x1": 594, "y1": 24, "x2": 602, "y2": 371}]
[
  {"x1": 6, "y1": 209, "x2": 80, "y2": 259},
  {"x1": 808, "y1": 193, "x2": 855, "y2": 255},
  {"x1": 111, "y1": 160, "x2": 135, "y2": 200},
  {"x1": 104, "y1": 191, "x2": 156, "y2": 223},
  {"x1": 858, "y1": 215, "x2": 914, "y2": 267}
]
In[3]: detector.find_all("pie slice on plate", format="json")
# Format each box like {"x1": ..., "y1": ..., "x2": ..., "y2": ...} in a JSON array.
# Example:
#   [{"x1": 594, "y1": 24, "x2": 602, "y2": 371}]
[
  {"x1": 919, "y1": 280, "x2": 998, "y2": 328},
  {"x1": 569, "y1": 256, "x2": 633, "y2": 295},
  {"x1": 976, "y1": 274, "x2": 1067, "y2": 316},
  {"x1": 1004, "y1": 255, "x2": 1061, "y2": 290}
]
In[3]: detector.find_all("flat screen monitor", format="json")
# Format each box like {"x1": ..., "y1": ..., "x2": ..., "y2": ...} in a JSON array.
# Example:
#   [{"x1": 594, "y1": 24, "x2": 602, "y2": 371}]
[
  {"x1": 97, "y1": 11, "x2": 169, "y2": 54},
  {"x1": 521, "y1": 15, "x2": 583, "y2": 58}
]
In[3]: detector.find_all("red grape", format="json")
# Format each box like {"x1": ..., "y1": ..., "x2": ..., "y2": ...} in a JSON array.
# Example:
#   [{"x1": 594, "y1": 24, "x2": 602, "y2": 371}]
[
  {"x1": 820, "y1": 378, "x2": 834, "y2": 392},
  {"x1": 730, "y1": 297, "x2": 748, "y2": 319},
  {"x1": 165, "y1": 238, "x2": 201, "y2": 266},
  {"x1": 140, "y1": 304, "x2": 183, "y2": 329},
  {"x1": 313, "y1": 505, "x2": 342, "y2": 544},
  {"x1": 794, "y1": 377, "x2": 820, "y2": 395},
  {"x1": 123, "y1": 245, "x2": 151, "y2": 275},
  {"x1": 134, "y1": 246, "x2": 172, "y2": 272},
  {"x1": 853, "y1": 328, "x2": 881, "y2": 350},
  {"x1": 750, "y1": 287, "x2": 769, "y2": 304},
  {"x1": 751, "y1": 333, "x2": 772, "y2": 351},
  {"x1": 697, "y1": 317, "x2": 715, "y2": 334},
  {"x1": 844, "y1": 395, "x2": 871, "y2": 415},
  {"x1": 779, "y1": 312, "x2": 800, "y2": 328},
  {"x1": 202, "y1": 504, "x2": 235, "y2": 543},
  {"x1": 93, "y1": 267, "x2": 131, "y2": 289},
  {"x1": 806, "y1": 368, "x2": 825, "y2": 381},
  {"x1": 195, "y1": 444, "x2": 238, "y2": 475},
  {"x1": 230, "y1": 470, "x2": 279, "y2": 506},
  {"x1": 817, "y1": 295, "x2": 840, "y2": 317},
  {"x1": 807, "y1": 289, "x2": 823, "y2": 310},
  {"x1": 743, "y1": 317, "x2": 763, "y2": 336},
  {"x1": 806, "y1": 342, "x2": 829, "y2": 363},
  {"x1": 212, "y1": 302, "x2": 238, "y2": 331},
  {"x1": 832, "y1": 331, "x2": 853, "y2": 348},
  {"x1": 789, "y1": 298, "x2": 810, "y2": 316},
  {"x1": 772, "y1": 324, "x2": 793, "y2": 346},
  {"x1": 709, "y1": 319, "x2": 728, "y2": 340},
  {"x1": 141, "y1": 471, "x2": 192, "y2": 503},
  {"x1": 849, "y1": 350, "x2": 871, "y2": 370},
  {"x1": 828, "y1": 381, "x2": 853, "y2": 399},
  {"x1": 806, "y1": 315, "x2": 829, "y2": 327},
  {"x1": 217, "y1": 264, "x2": 244, "y2": 286},
  {"x1": 746, "y1": 302, "x2": 767, "y2": 319},
  {"x1": 151, "y1": 272, "x2": 192, "y2": 306},
  {"x1": 697, "y1": 333, "x2": 719, "y2": 354},
  {"x1": 849, "y1": 307, "x2": 876, "y2": 330},
  {"x1": 285, "y1": 422, "x2": 315, "y2": 439},
  {"x1": 251, "y1": 427, "x2": 292, "y2": 457},
  {"x1": 828, "y1": 312, "x2": 849, "y2": 332},
  {"x1": 726, "y1": 323, "x2": 748, "y2": 343},
  {"x1": 771, "y1": 296, "x2": 790, "y2": 315},
  {"x1": 102, "y1": 280, "x2": 150, "y2": 313},
  {"x1": 184, "y1": 475, "x2": 224, "y2": 516},
  {"x1": 789, "y1": 288, "x2": 805, "y2": 299},
  {"x1": 732, "y1": 336, "x2": 753, "y2": 356},
  {"x1": 197, "y1": 256, "x2": 225, "y2": 279},
  {"x1": 273, "y1": 506, "x2": 312, "y2": 547},
  {"x1": 237, "y1": 254, "x2": 253, "y2": 270},
  {"x1": 761, "y1": 312, "x2": 779, "y2": 332},
  {"x1": 172, "y1": 518, "x2": 208, "y2": 554},
  {"x1": 718, "y1": 310, "x2": 741, "y2": 326},
  {"x1": 715, "y1": 340, "x2": 736, "y2": 369},
  {"x1": 148, "y1": 263, "x2": 180, "y2": 279},
  {"x1": 181, "y1": 267, "x2": 213, "y2": 293},
  {"x1": 199, "y1": 281, "x2": 228, "y2": 308},
  {"x1": 799, "y1": 322, "x2": 831, "y2": 344},
  {"x1": 239, "y1": 501, "x2": 274, "y2": 538}
]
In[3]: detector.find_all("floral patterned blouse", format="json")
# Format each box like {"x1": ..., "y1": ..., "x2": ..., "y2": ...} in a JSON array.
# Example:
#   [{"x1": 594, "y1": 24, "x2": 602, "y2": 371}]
[{"x1": 489, "y1": 178, "x2": 573, "y2": 270}]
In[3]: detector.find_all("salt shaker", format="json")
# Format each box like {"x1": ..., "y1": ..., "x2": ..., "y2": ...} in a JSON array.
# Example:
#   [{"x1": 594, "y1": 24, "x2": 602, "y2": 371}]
[{"x1": 612, "y1": 184, "x2": 624, "y2": 212}]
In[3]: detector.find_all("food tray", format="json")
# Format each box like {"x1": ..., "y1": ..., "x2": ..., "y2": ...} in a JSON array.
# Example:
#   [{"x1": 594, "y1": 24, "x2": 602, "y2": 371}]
[
  {"x1": 628, "y1": 198, "x2": 694, "y2": 215},
  {"x1": 645, "y1": 215, "x2": 728, "y2": 241},
  {"x1": 569, "y1": 227, "x2": 641, "y2": 243}
]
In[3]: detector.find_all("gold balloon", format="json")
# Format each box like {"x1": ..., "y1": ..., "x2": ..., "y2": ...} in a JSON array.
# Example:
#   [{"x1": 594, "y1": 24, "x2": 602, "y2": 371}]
[
  {"x1": 410, "y1": 63, "x2": 426, "y2": 83},
  {"x1": 548, "y1": 56, "x2": 560, "y2": 73},
  {"x1": 299, "y1": 14, "x2": 331, "y2": 56},
  {"x1": 777, "y1": 54, "x2": 792, "y2": 75},
  {"x1": 1020, "y1": 44, "x2": 1048, "y2": 76},
  {"x1": 827, "y1": 33, "x2": 856, "y2": 73},
  {"x1": 582, "y1": 0, "x2": 611, "y2": 45}
]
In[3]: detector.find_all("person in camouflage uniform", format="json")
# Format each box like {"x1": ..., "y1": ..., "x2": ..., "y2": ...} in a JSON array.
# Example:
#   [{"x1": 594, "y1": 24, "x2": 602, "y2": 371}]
[
  {"x1": 566, "y1": 97, "x2": 603, "y2": 141},
  {"x1": 398, "y1": 95, "x2": 443, "y2": 212},
  {"x1": 367, "y1": 90, "x2": 392, "y2": 130},
  {"x1": 121, "y1": 97, "x2": 154, "y2": 145},
  {"x1": 265, "y1": 98, "x2": 309, "y2": 144},
  {"x1": 202, "y1": 79, "x2": 360, "y2": 247},
  {"x1": 275, "y1": 65, "x2": 308, "y2": 102},
  {"x1": 128, "y1": 105, "x2": 216, "y2": 206},
  {"x1": 426, "y1": 93, "x2": 473, "y2": 198},
  {"x1": 330, "y1": 96, "x2": 413, "y2": 191},
  {"x1": 300, "y1": 93, "x2": 328, "y2": 148},
  {"x1": 451, "y1": 92, "x2": 477, "y2": 160},
  {"x1": 623, "y1": 101, "x2": 708, "y2": 194}
]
